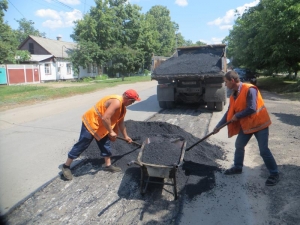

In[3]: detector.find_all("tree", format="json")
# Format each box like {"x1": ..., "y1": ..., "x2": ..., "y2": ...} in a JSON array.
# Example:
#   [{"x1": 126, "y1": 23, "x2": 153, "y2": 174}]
[
  {"x1": 224, "y1": 0, "x2": 300, "y2": 77},
  {"x1": 71, "y1": 0, "x2": 146, "y2": 76},
  {"x1": 0, "y1": 0, "x2": 19, "y2": 63},
  {"x1": 146, "y1": 6, "x2": 177, "y2": 56},
  {"x1": 14, "y1": 18, "x2": 46, "y2": 44}
]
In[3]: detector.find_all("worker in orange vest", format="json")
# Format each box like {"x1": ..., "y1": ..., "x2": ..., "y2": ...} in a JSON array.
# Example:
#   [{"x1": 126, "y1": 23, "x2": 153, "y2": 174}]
[
  {"x1": 62, "y1": 89, "x2": 141, "y2": 180},
  {"x1": 214, "y1": 71, "x2": 279, "y2": 186}
]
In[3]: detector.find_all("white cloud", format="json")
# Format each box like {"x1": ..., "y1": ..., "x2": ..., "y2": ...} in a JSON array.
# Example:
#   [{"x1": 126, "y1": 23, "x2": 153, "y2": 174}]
[
  {"x1": 220, "y1": 25, "x2": 233, "y2": 30},
  {"x1": 200, "y1": 37, "x2": 224, "y2": 45},
  {"x1": 207, "y1": 0, "x2": 259, "y2": 30},
  {"x1": 175, "y1": 0, "x2": 188, "y2": 7},
  {"x1": 36, "y1": 9, "x2": 83, "y2": 29},
  {"x1": 36, "y1": 9, "x2": 61, "y2": 20}
]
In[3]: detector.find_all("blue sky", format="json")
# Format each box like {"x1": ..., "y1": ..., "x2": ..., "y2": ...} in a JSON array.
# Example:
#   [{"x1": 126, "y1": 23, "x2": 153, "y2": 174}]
[{"x1": 4, "y1": 0, "x2": 259, "y2": 44}]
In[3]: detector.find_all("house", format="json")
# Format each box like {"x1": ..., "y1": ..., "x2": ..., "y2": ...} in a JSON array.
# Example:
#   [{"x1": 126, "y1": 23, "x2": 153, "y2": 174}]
[{"x1": 18, "y1": 35, "x2": 99, "y2": 81}]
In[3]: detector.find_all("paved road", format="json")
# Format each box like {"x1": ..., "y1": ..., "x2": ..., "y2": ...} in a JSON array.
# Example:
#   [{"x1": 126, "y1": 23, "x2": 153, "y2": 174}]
[{"x1": 0, "y1": 81, "x2": 160, "y2": 215}]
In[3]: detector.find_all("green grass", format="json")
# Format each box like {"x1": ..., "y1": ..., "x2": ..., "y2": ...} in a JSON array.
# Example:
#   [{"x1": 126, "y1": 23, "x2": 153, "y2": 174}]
[
  {"x1": 257, "y1": 76, "x2": 300, "y2": 100},
  {"x1": 0, "y1": 75, "x2": 151, "y2": 110}
]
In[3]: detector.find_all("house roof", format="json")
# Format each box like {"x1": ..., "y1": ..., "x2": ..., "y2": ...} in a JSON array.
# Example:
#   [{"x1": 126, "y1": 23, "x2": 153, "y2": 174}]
[
  {"x1": 23, "y1": 35, "x2": 77, "y2": 58},
  {"x1": 29, "y1": 54, "x2": 53, "y2": 62}
]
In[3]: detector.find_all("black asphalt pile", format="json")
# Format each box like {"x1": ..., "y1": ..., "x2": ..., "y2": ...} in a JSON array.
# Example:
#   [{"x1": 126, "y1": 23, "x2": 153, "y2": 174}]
[
  {"x1": 152, "y1": 53, "x2": 222, "y2": 75},
  {"x1": 82, "y1": 120, "x2": 224, "y2": 199},
  {"x1": 141, "y1": 134, "x2": 185, "y2": 166},
  {"x1": 2, "y1": 120, "x2": 225, "y2": 225}
]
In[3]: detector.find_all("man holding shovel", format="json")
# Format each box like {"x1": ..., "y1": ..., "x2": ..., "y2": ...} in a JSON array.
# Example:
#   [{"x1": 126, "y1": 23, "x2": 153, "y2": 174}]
[
  {"x1": 62, "y1": 89, "x2": 141, "y2": 180},
  {"x1": 214, "y1": 71, "x2": 279, "y2": 186}
]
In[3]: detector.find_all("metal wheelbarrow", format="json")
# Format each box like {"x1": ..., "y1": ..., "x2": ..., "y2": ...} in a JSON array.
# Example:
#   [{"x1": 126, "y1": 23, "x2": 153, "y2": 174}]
[{"x1": 128, "y1": 134, "x2": 187, "y2": 200}]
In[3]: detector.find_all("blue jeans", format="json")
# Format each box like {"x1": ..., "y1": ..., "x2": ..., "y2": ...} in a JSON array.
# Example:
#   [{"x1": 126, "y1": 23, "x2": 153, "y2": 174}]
[
  {"x1": 234, "y1": 127, "x2": 278, "y2": 175},
  {"x1": 68, "y1": 123, "x2": 111, "y2": 159}
]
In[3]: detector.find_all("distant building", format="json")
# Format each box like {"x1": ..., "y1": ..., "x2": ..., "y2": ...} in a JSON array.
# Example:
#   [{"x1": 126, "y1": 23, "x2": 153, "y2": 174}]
[{"x1": 18, "y1": 35, "x2": 99, "y2": 81}]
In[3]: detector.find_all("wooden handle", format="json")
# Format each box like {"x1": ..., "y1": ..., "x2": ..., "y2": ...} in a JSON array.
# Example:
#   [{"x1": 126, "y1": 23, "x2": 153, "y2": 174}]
[
  {"x1": 185, "y1": 121, "x2": 231, "y2": 152},
  {"x1": 116, "y1": 136, "x2": 142, "y2": 147}
]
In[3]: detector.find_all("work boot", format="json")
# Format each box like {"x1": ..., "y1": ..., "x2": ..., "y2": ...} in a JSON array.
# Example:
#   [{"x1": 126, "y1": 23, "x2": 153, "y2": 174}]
[
  {"x1": 102, "y1": 165, "x2": 122, "y2": 173},
  {"x1": 62, "y1": 165, "x2": 73, "y2": 180},
  {"x1": 265, "y1": 174, "x2": 279, "y2": 186},
  {"x1": 224, "y1": 167, "x2": 242, "y2": 175}
]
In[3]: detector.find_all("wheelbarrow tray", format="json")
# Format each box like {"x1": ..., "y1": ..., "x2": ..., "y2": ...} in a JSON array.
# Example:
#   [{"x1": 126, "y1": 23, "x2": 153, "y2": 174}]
[{"x1": 128, "y1": 134, "x2": 187, "y2": 200}]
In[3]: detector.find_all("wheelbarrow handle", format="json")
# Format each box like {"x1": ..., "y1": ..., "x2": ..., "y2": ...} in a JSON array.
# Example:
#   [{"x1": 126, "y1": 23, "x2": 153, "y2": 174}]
[
  {"x1": 117, "y1": 136, "x2": 142, "y2": 147},
  {"x1": 127, "y1": 160, "x2": 142, "y2": 166},
  {"x1": 185, "y1": 121, "x2": 232, "y2": 152}
]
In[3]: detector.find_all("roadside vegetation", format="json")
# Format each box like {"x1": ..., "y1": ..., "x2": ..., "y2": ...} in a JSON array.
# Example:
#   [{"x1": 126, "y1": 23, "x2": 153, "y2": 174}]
[
  {"x1": 0, "y1": 75, "x2": 150, "y2": 110},
  {"x1": 1, "y1": 75, "x2": 299, "y2": 111},
  {"x1": 224, "y1": 0, "x2": 299, "y2": 79},
  {"x1": 257, "y1": 76, "x2": 300, "y2": 100}
]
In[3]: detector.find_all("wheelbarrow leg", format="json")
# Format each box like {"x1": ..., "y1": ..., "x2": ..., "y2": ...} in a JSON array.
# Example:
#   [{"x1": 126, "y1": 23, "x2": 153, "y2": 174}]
[
  {"x1": 140, "y1": 167, "x2": 150, "y2": 195},
  {"x1": 140, "y1": 167, "x2": 145, "y2": 195},
  {"x1": 173, "y1": 176, "x2": 178, "y2": 200}
]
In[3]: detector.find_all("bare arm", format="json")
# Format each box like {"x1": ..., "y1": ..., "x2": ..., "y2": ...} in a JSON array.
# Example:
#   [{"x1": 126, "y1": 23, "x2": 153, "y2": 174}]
[{"x1": 118, "y1": 118, "x2": 132, "y2": 143}]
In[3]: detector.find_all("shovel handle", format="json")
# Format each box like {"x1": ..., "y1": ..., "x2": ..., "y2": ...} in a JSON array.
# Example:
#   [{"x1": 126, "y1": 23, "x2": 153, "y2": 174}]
[
  {"x1": 117, "y1": 136, "x2": 142, "y2": 147},
  {"x1": 185, "y1": 121, "x2": 232, "y2": 152}
]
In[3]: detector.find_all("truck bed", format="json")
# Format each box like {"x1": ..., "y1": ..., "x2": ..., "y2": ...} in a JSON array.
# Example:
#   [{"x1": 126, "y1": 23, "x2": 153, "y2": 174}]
[{"x1": 151, "y1": 53, "x2": 224, "y2": 79}]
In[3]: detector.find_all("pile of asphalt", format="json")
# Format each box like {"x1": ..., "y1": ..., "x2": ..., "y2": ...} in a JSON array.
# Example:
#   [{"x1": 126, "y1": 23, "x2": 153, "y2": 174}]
[
  {"x1": 141, "y1": 134, "x2": 185, "y2": 166},
  {"x1": 2, "y1": 120, "x2": 225, "y2": 225},
  {"x1": 152, "y1": 53, "x2": 222, "y2": 75},
  {"x1": 82, "y1": 120, "x2": 224, "y2": 199}
]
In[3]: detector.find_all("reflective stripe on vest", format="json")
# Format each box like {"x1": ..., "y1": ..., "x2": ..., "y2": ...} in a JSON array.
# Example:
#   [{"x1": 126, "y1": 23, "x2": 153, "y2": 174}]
[{"x1": 94, "y1": 105, "x2": 102, "y2": 119}]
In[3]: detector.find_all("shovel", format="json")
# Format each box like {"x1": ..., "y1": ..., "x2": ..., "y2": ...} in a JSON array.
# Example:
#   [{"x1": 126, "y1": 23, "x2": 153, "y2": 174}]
[
  {"x1": 117, "y1": 136, "x2": 142, "y2": 147},
  {"x1": 185, "y1": 121, "x2": 232, "y2": 152}
]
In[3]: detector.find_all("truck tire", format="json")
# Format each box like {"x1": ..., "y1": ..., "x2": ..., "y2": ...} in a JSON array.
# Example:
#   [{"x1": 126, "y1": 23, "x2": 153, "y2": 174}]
[
  {"x1": 158, "y1": 101, "x2": 167, "y2": 109},
  {"x1": 166, "y1": 101, "x2": 175, "y2": 109},
  {"x1": 216, "y1": 102, "x2": 224, "y2": 111},
  {"x1": 207, "y1": 102, "x2": 215, "y2": 110}
]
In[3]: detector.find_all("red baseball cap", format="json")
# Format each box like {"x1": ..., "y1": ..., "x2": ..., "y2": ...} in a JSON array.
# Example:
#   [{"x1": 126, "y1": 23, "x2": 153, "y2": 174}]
[{"x1": 124, "y1": 89, "x2": 141, "y2": 101}]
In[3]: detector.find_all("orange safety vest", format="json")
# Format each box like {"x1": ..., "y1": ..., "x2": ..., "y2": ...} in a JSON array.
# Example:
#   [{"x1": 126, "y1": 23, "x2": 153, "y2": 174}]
[
  {"x1": 82, "y1": 95, "x2": 126, "y2": 141},
  {"x1": 227, "y1": 83, "x2": 271, "y2": 138}
]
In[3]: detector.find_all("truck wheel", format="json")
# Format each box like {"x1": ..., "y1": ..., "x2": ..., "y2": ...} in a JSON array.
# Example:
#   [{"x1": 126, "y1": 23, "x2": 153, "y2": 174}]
[
  {"x1": 158, "y1": 101, "x2": 167, "y2": 109},
  {"x1": 207, "y1": 102, "x2": 215, "y2": 110},
  {"x1": 166, "y1": 101, "x2": 175, "y2": 109},
  {"x1": 216, "y1": 102, "x2": 224, "y2": 111}
]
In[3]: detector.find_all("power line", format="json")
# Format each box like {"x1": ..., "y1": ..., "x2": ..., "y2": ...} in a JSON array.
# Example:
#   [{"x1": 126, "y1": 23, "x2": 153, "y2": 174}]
[
  {"x1": 52, "y1": 0, "x2": 74, "y2": 11},
  {"x1": 8, "y1": 0, "x2": 26, "y2": 18}
]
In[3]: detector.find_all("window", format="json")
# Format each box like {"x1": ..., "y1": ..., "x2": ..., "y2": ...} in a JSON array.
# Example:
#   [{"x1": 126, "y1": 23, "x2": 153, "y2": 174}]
[
  {"x1": 45, "y1": 63, "x2": 51, "y2": 75},
  {"x1": 29, "y1": 43, "x2": 34, "y2": 54},
  {"x1": 87, "y1": 64, "x2": 92, "y2": 73},
  {"x1": 93, "y1": 64, "x2": 97, "y2": 73},
  {"x1": 67, "y1": 63, "x2": 72, "y2": 74}
]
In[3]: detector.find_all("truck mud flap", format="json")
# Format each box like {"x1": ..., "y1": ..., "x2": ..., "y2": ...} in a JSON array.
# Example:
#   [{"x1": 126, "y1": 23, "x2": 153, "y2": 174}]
[
  {"x1": 157, "y1": 85, "x2": 175, "y2": 101},
  {"x1": 204, "y1": 84, "x2": 226, "y2": 103}
]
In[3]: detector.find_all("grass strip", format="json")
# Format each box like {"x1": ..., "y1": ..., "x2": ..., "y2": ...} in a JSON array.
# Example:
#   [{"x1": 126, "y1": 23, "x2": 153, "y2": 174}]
[{"x1": 0, "y1": 76, "x2": 151, "y2": 109}]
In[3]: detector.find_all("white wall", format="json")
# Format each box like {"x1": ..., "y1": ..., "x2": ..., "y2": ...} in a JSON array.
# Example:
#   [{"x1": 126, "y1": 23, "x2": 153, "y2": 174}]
[
  {"x1": 78, "y1": 65, "x2": 98, "y2": 79},
  {"x1": 39, "y1": 62, "x2": 56, "y2": 81},
  {"x1": 40, "y1": 61, "x2": 99, "y2": 81}
]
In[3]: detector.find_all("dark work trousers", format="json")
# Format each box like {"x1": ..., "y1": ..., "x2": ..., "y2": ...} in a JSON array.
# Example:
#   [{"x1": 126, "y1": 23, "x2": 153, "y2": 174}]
[
  {"x1": 68, "y1": 123, "x2": 111, "y2": 159},
  {"x1": 234, "y1": 127, "x2": 278, "y2": 175}
]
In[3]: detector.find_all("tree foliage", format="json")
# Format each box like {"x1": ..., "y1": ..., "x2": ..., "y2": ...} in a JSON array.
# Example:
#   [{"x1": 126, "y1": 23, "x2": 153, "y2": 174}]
[
  {"x1": 1, "y1": 2, "x2": 44, "y2": 63},
  {"x1": 224, "y1": 0, "x2": 300, "y2": 77},
  {"x1": 14, "y1": 18, "x2": 46, "y2": 44},
  {"x1": 0, "y1": 0, "x2": 19, "y2": 63},
  {"x1": 70, "y1": 2, "x2": 209, "y2": 76}
]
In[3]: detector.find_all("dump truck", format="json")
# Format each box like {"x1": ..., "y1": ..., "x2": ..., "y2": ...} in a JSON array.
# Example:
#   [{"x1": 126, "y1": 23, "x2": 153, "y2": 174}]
[{"x1": 151, "y1": 44, "x2": 227, "y2": 111}]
